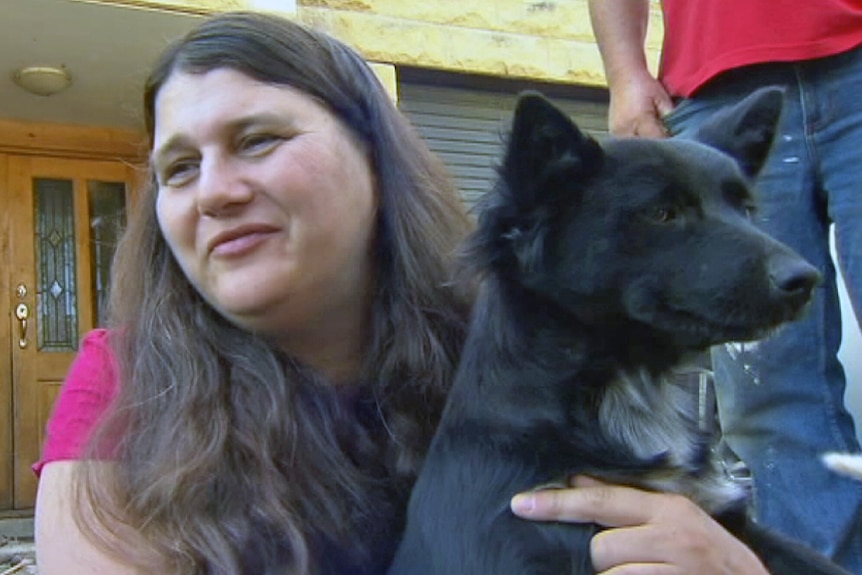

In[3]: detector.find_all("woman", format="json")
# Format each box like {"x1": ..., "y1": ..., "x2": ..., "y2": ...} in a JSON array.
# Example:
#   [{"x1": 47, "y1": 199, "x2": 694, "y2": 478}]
[{"x1": 34, "y1": 11, "x2": 769, "y2": 575}]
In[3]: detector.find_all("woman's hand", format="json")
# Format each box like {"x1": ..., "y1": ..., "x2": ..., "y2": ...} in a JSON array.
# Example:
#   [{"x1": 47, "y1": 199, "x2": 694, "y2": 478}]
[{"x1": 511, "y1": 476, "x2": 768, "y2": 575}]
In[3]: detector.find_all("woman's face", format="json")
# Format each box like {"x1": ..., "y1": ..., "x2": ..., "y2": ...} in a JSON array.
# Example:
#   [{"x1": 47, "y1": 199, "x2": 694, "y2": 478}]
[{"x1": 152, "y1": 68, "x2": 378, "y2": 341}]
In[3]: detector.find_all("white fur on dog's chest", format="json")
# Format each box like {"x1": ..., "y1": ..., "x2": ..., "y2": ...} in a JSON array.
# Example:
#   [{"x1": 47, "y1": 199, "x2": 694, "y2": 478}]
[{"x1": 596, "y1": 370, "x2": 746, "y2": 515}]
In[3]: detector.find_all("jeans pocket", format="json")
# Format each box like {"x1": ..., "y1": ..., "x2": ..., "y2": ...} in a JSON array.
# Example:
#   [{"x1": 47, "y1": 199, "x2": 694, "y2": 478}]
[
  {"x1": 663, "y1": 98, "x2": 696, "y2": 137},
  {"x1": 664, "y1": 97, "x2": 727, "y2": 137}
]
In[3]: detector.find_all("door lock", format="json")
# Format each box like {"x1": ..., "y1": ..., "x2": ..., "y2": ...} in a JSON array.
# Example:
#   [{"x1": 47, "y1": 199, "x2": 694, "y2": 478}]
[{"x1": 16, "y1": 303, "x2": 29, "y2": 349}]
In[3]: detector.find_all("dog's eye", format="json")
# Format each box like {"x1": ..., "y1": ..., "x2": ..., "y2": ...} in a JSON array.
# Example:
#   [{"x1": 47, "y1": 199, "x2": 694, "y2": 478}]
[{"x1": 648, "y1": 206, "x2": 678, "y2": 223}]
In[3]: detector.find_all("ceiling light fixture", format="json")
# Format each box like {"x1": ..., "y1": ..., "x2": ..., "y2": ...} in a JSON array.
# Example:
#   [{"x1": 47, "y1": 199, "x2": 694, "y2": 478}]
[{"x1": 13, "y1": 66, "x2": 72, "y2": 96}]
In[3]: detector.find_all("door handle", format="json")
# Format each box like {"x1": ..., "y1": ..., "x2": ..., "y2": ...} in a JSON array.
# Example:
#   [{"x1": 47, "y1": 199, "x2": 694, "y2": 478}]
[{"x1": 16, "y1": 303, "x2": 29, "y2": 349}]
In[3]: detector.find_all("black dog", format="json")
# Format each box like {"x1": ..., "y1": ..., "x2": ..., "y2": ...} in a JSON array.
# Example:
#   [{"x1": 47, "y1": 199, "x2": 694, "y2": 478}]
[{"x1": 388, "y1": 89, "x2": 851, "y2": 575}]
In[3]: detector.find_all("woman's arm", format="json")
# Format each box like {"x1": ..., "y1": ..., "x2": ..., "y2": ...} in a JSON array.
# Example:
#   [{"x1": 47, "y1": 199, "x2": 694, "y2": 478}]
[
  {"x1": 36, "y1": 461, "x2": 138, "y2": 575},
  {"x1": 511, "y1": 476, "x2": 768, "y2": 575}
]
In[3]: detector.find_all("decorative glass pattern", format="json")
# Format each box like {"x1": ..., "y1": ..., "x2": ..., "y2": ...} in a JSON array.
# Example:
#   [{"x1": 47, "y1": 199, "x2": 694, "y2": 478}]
[
  {"x1": 88, "y1": 181, "x2": 127, "y2": 327},
  {"x1": 34, "y1": 178, "x2": 78, "y2": 352}
]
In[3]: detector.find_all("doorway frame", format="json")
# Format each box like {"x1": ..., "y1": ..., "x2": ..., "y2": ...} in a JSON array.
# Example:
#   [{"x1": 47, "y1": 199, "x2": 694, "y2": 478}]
[{"x1": 0, "y1": 117, "x2": 143, "y2": 514}]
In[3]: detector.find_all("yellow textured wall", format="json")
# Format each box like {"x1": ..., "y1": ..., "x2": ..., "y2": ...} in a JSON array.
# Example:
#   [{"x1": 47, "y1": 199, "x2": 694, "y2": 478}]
[
  {"x1": 299, "y1": 0, "x2": 663, "y2": 86},
  {"x1": 82, "y1": 0, "x2": 248, "y2": 14},
  {"x1": 78, "y1": 0, "x2": 664, "y2": 87}
]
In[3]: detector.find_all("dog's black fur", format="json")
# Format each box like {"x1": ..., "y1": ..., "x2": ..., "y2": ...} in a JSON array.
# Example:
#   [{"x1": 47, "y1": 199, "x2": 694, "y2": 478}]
[{"x1": 388, "y1": 89, "x2": 851, "y2": 575}]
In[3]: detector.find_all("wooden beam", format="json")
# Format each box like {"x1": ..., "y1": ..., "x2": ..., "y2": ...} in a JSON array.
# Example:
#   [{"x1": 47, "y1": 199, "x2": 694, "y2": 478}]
[
  {"x1": 0, "y1": 119, "x2": 146, "y2": 162},
  {"x1": 0, "y1": 154, "x2": 12, "y2": 510}
]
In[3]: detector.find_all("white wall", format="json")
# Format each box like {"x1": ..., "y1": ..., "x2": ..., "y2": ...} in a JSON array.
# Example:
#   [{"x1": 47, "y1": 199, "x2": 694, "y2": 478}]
[{"x1": 833, "y1": 229, "x2": 862, "y2": 444}]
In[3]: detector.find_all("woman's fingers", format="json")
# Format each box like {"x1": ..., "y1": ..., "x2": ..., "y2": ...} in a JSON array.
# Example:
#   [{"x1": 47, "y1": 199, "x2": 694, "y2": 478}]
[
  {"x1": 589, "y1": 519, "x2": 721, "y2": 574},
  {"x1": 599, "y1": 563, "x2": 681, "y2": 575},
  {"x1": 510, "y1": 477, "x2": 769, "y2": 575},
  {"x1": 511, "y1": 476, "x2": 687, "y2": 528},
  {"x1": 591, "y1": 524, "x2": 680, "y2": 570}
]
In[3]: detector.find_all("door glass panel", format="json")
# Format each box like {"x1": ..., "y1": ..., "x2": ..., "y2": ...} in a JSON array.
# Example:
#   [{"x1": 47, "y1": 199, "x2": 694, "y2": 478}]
[
  {"x1": 88, "y1": 181, "x2": 127, "y2": 327},
  {"x1": 34, "y1": 178, "x2": 79, "y2": 352}
]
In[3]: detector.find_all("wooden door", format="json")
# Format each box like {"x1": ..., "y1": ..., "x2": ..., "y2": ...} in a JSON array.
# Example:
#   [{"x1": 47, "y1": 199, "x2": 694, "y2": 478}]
[{"x1": 7, "y1": 156, "x2": 133, "y2": 509}]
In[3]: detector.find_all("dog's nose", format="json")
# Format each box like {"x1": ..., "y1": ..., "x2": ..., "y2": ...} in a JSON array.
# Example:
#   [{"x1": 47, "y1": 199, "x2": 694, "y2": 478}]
[{"x1": 769, "y1": 255, "x2": 821, "y2": 300}]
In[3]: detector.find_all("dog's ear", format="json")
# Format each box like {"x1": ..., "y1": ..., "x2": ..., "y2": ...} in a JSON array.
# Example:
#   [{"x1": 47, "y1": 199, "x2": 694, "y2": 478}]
[
  {"x1": 693, "y1": 87, "x2": 784, "y2": 178},
  {"x1": 472, "y1": 92, "x2": 603, "y2": 281},
  {"x1": 485, "y1": 92, "x2": 604, "y2": 280},
  {"x1": 502, "y1": 91, "x2": 604, "y2": 210}
]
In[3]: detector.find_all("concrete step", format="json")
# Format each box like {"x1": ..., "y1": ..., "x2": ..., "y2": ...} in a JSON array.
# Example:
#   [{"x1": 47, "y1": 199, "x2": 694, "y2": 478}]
[
  {"x1": 0, "y1": 535, "x2": 36, "y2": 575},
  {"x1": 0, "y1": 518, "x2": 33, "y2": 541}
]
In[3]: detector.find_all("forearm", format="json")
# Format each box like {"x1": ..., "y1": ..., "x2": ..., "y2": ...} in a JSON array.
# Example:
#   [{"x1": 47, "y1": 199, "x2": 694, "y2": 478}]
[
  {"x1": 36, "y1": 462, "x2": 139, "y2": 575},
  {"x1": 588, "y1": 0, "x2": 653, "y2": 89}
]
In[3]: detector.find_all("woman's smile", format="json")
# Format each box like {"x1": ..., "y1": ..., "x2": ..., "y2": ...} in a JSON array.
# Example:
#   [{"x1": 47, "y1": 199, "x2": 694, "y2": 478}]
[{"x1": 207, "y1": 224, "x2": 281, "y2": 257}]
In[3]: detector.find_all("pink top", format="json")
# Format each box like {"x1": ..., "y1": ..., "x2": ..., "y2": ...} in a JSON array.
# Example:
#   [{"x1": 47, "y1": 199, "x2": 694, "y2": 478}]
[
  {"x1": 660, "y1": 0, "x2": 862, "y2": 97},
  {"x1": 33, "y1": 329, "x2": 119, "y2": 476}
]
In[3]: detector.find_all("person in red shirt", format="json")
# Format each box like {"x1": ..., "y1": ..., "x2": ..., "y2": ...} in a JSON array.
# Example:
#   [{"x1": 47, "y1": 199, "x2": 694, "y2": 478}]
[{"x1": 589, "y1": 1, "x2": 862, "y2": 571}]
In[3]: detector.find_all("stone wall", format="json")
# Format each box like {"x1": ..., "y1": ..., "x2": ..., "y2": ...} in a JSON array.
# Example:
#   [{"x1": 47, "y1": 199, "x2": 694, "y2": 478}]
[{"x1": 85, "y1": 0, "x2": 664, "y2": 87}]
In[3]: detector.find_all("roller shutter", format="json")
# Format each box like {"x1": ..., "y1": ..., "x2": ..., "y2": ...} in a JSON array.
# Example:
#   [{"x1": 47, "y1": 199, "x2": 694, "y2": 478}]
[{"x1": 399, "y1": 79, "x2": 608, "y2": 207}]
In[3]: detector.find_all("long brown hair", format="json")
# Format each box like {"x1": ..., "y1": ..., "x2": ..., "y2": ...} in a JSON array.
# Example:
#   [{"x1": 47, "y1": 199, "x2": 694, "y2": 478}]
[{"x1": 79, "y1": 12, "x2": 473, "y2": 575}]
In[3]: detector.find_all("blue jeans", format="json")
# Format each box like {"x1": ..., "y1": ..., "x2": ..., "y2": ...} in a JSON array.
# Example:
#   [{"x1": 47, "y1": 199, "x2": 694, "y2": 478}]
[{"x1": 665, "y1": 45, "x2": 862, "y2": 573}]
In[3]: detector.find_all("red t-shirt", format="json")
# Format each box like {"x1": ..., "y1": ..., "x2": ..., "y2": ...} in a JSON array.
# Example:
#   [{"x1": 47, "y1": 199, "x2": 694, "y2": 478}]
[
  {"x1": 660, "y1": 0, "x2": 862, "y2": 97},
  {"x1": 33, "y1": 329, "x2": 119, "y2": 476}
]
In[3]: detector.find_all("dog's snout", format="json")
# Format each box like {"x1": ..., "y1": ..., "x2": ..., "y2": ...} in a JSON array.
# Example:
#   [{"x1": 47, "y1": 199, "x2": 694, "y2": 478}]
[{"x1": 769, "y1": 256, "x2": 821, "y2": 300}]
